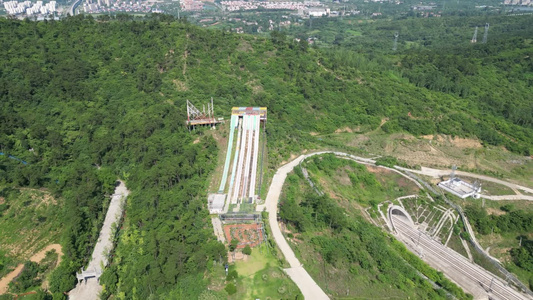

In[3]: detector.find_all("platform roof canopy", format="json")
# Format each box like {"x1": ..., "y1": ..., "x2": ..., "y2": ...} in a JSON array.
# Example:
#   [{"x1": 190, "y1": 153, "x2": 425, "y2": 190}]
[{"x1": 231, "y1": 107, "x2": 267, "y2": 119}]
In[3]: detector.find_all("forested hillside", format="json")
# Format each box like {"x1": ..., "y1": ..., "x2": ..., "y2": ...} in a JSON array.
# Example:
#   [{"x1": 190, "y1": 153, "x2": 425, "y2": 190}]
[{"x1": 0, "y1": 14, "x2": 531, "y2": 298}]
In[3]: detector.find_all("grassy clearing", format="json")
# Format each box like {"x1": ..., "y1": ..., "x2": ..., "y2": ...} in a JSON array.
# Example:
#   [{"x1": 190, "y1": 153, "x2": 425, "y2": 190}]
[
  {"x1": 303, "y1": 155, "x2": 420, "y2": 208},
  {"x1": 321, "y1": 131, "x2": 533, "y2": 187},
  {"x1": 447, "y1": 234, "x2": 469, "y2": 259},
  {"x1": 467, "y1": 242, "x2": 507, "y2": 280},
  {"x1": 207, "y1": 244, "x2": 302, "y2": 299},
  {"x1": 0, "y1": 187, "x2": 62, "y2": 278},
  {"x1": 460, "y1": 176, "x2": 515, "y2": 196}
]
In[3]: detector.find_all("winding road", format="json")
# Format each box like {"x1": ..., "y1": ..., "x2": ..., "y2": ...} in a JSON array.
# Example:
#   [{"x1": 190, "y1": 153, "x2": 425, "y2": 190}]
[
  {"x1": 257, "y1": 151, "x2": 533, "y2": 299},
  {"x1": 257, "y1": 152, "x2": 330, "y2": 300},
  {"x1": 396, "y1": 166, "x2": 533, "y2": 199}
]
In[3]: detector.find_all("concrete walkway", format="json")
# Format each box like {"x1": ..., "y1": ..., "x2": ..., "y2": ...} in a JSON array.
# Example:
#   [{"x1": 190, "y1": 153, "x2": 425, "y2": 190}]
[
  {"x1": 69, "y1": 181, "x2": 129, "y2": 300},
  {"x1": 479, "y1": 194, "x2": 533, "y2": 201},
  {"x1": 258, "y1": 152, "x2": 330, "y2": 300}
]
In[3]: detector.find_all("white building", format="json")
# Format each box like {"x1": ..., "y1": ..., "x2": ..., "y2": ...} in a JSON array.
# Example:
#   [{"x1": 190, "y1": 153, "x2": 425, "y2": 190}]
[
  {"x1": 438, "y1": 177, "x2": 481, "y2": 199},
  {"x1": 208, "y1": 193, "x2": 226, "y2": 214},
  {"x1": 307, "y1": 7, "x2": 330, "y2": 16},
  {"x1": 4, "y1": 0, "x2": 57, "y2": 15}
]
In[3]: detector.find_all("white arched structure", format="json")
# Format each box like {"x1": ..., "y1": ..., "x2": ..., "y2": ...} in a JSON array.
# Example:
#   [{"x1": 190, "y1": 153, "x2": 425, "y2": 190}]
[{"x1": 388, "y1": 205, "x2": 415, "y2": 233}]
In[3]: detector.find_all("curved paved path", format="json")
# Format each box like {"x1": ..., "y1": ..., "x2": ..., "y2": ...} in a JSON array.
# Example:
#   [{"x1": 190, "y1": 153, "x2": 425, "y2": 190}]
[
  {"x1": 256, "y1": 151, "x2": 533, "y2": 299},
  {"x1": 257, "y1": 152, "x2": 330, "y2": 300}
]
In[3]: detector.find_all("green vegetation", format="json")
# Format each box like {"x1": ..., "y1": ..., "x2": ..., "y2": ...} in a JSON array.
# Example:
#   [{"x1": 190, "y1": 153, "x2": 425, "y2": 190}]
[
  {"x1": 1, "y1": 11, "x2": 531, "y2": 298},
  {"x1": 374, "y1": 156, "x2": 399, "y2": 168},
  {"x1": 280, "y1": 155, "x2": 470, "y2": 299},
  {"x1": 242, "y1": 245, "x2": 252, "y2": 256},
  {"x1": 466, "y1": 205, "x2": 532, "y2": 236},
  {"x1": 299, "y1": 154, "x2": 419, "y2": 208},
  {"x1": 207, "y1": 244, "x2": 302, "y2": 299},
  {"x1": 465, "y1": 203, "x2": 533, "y2": 286},
  {"x1": 0, "y1": 186, "x2": 62, "y2": 286}
]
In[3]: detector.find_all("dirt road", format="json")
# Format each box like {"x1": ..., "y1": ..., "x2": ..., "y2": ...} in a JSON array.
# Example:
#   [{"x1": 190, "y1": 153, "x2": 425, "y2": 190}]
[
  {"x1": 396, "y1": 166, "x2": 533, "y2": 197},
  {"x1": 0, "y1": 244, "x2": 63, "y2": 295}
]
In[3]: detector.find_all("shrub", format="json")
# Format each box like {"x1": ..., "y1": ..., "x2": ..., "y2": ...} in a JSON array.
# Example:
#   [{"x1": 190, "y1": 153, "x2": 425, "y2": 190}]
[
  {"x1": 225, "y1": 283, "x2": 237, "y2": 295},
  {"x1": 242, "y1": 245, "x2": 252, "y2": 256}
]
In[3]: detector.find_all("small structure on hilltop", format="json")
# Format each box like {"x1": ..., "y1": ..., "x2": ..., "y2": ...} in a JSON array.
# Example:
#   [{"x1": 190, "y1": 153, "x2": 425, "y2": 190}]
[
  {"x1": 186, "y1": 98, "x2": 224, "y2": 130},
  {"x1": 438, "y1": 165, "x2": 481, "y2": 199},
  {"x1": 208, "y1": 193, "x2": 226, "y2": 214}
]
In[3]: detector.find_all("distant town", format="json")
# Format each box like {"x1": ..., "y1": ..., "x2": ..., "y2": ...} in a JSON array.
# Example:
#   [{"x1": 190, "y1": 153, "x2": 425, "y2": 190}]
[
  {"x1": 3, "y1": 0, "x2": 57, "y2": 18},
  {"x1": 1, "y1": 0, "x2": 531, "y2": 20}
]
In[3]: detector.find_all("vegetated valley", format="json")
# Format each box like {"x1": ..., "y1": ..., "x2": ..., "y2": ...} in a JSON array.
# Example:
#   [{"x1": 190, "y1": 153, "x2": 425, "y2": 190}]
[
  {"x1": 0, "y1": 13, "x2": 531, "y2": 298},
  {"x1": 279, "y1": 154, "x2": 471, "y2": 299}
]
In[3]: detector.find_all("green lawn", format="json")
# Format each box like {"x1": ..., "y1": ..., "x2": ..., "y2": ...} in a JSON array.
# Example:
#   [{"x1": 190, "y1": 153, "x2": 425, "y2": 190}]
[{"x1": 208, "y1": 244, "x2": 302, "y2": 299}]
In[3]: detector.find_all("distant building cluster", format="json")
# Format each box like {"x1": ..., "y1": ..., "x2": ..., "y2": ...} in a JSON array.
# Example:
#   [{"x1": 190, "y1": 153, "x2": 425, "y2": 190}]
[
  {"x1": 181, "y1": 0, "x2": 212, "y2": 11},
  {"x1": 82, "y1": 0, "x2": 153, "y2": 13},
  {"x1": 3, "y1": 0, "x2": 56, "y2": 16},
  {"x1": 412, "y1": 5, "x2": 437, "y2": 10},
  {"x1": 503, "y1": 0, "x2": 532, "y2": 5},
  {"x1": 305, "y1": 7, "x2": 330, "y2": 16},
  {"x1": 221, "y1": 1, "x2": 323, "y2": 12}
]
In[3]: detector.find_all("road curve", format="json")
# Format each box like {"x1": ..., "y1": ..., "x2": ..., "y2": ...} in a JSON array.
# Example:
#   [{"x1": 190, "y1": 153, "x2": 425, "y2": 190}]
[
  {"x1": 257, "y1": 151, "x2": 330, "y2": 300},
  {"x1": 69, "y1": 0, "x2": 83, "y2": 16},
  {"x1": 395, "y1": 166, "x2": 533, "y2": 197},
  {"x1": 256, "y1": 151, "x2": 533, "y2": 299}
]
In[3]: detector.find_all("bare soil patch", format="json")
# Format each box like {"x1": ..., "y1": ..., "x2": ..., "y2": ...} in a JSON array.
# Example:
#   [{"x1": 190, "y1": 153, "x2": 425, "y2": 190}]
[
  {"x1": 223, "y1": 224, "x2": 263, "y2": 249},
  {"x1": 486, "y1": 208, "x2": 506, "y2": 216},
  {"x1": 365, "y1": 165, "x2": 393, "y2": 175},
  {"x1": 451, "y1": 137, "x2": 482, "y2": 149},
  {"x1": 236, "y1": 40, "x2": 253, "y2": 52},
  {"x1": 172, "y1": 79, "x2": 188, "y2": 91},
  {"x1": 334, "y1": 168, "x2": 352, "y2": 186},
  {"x1": 0, "y1": 244, "x2": 63, "y2": 295},
  {"x1": 335, "y1": 127, "x2": 353, "y2": 133},
  {"x1": 281, "y1": 153, "x2": 299, "y2": 165}
]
